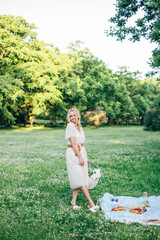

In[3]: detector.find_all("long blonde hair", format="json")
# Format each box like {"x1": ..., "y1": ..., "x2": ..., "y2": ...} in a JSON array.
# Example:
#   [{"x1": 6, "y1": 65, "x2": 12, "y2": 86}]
[{"x1": 67, "y1": 108, "x2": 81, "y2": 130}]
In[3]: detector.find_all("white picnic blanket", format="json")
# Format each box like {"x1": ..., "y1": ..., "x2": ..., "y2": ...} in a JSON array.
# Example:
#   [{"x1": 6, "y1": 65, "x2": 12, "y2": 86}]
[{"x1": 100, "y1": 193, "x2": 160, "y2": 225}]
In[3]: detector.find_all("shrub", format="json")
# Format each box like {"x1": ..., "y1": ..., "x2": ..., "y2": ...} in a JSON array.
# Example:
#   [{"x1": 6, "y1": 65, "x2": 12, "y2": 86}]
[{"x1": 84, "y1": 107, "x2": 107, "y2": 127}]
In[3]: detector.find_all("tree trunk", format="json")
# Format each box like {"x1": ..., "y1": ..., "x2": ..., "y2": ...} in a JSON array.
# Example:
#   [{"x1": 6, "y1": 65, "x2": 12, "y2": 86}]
[{"x1": 30, "y1": 116, "x2": 35, "y2": 127}]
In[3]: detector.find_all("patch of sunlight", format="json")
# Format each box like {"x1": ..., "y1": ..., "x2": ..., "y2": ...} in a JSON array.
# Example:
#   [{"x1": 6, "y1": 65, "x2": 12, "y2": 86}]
[
  {"x1": 46, "y1": 135, "x2": 56, "y2": 139},
  {"x1": 110, "y1": 140, "x2": 126, "y2": 144},
  {"x1": 12, "y1": 126, "x2": 50, "y2": 132}
]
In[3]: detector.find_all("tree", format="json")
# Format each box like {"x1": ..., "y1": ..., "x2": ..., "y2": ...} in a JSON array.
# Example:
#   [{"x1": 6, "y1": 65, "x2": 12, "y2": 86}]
[
  {"x1": 144, "y1": 94, "x2": 160, "y2": 131},
  {"x1": 106, "y1": 0, "x2": 160, "y2": 74},
  {"x1": 67, "y1": 41, "x2": 107, "y2": 112},
  {"x1": 54, "y1": 44, "x2": 85, "y2": 120},
  {"x1": 101, "y1": 75, "x2": 135, "y2": 125},
  {"x1": 115, "y1": 66, "x2": 160, "y2": 124},
  {"x1": 0, "y1": 15, "x2": 64, "y2": 125}
]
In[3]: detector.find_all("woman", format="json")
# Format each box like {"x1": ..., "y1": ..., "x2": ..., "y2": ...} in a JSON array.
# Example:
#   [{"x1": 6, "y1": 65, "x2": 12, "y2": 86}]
[{"x1": 65, "y1": 108, "x2": 99, "y2": 212}]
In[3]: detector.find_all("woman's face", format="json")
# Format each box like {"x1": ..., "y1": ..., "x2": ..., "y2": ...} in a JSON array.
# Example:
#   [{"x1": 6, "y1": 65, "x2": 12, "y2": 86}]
[{"x1": 69, "y1": 111, "x2": 77, "y2": 123}]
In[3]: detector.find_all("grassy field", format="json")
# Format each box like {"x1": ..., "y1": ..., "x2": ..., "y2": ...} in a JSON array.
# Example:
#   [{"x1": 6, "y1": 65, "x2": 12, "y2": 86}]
[{"x1": 0, "y1": 126, "x2": 160, "y2": 240}]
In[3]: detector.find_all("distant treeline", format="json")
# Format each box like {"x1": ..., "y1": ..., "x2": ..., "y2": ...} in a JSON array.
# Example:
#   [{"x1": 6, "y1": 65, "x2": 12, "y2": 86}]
[{"x1": 0, "y1": 15, "x2": 160, "y2": 127}]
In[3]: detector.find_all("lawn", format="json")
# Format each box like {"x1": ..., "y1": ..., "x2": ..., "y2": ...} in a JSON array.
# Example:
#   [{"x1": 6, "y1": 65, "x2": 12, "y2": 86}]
[{"x1": 0, "y1": 126, "x2": 160, "y2": 240}]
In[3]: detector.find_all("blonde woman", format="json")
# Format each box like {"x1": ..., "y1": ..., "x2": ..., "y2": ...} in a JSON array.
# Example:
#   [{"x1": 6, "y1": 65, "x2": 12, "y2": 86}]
[{"x1": 65, "y1": 108, "x2": 99, "y2": 212}]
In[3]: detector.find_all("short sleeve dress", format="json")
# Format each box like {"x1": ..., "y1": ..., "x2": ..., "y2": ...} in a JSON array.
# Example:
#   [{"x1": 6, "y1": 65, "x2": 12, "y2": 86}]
[{"x1": 65, "y1": 122, "x2": 89, "y2": 189}]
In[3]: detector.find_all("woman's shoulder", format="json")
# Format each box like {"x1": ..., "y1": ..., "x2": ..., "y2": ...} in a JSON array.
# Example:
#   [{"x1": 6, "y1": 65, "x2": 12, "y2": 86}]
[
  {"x1": 67, "y1": 122, "x2": 74, "y2": 127},
  {"x1": 66, "y1": 122, "x2": 75, "y2": 130}
]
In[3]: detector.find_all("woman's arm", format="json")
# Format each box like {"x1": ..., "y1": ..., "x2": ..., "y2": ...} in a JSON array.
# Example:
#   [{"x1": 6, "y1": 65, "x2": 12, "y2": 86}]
[{"x1": 69, "y1": 137, "x2": 84, "y2": 166}]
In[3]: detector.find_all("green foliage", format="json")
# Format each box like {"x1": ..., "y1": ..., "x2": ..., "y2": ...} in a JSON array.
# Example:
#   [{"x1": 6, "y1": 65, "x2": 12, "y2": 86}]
[
  {"x1": 0, "y1": 15, "x2": 67, "y2": 124},
  {"x1": 144, "y1": 94, "x2": 160, "y2": 131},
  {"x1": 0, "y1": 15, "x2": 159, "y2": 127},
  {"x1": 102, "y1": 76, "x2": 135, "y2": 124},
  {"x1": 106, "y1": 0, "x2": 160, "y2": 74},
  {"x1": 0, "y1": 73, "x2": 24, "y2": 124},
  {"x1": 0, "y1": 127, "x2": 160, "y2": 239},
  {"x1": 115, "y1": 66, "x2": 160, "y2": 124}
]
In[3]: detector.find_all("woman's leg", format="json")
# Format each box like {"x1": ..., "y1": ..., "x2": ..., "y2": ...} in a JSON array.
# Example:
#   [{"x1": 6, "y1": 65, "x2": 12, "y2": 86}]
[
  {"x1": 81, "y1": 185, "x2": 95, "y2": 207},
  {"x1": 71, "y1": 188, "x2": 79, "y2": 205}
]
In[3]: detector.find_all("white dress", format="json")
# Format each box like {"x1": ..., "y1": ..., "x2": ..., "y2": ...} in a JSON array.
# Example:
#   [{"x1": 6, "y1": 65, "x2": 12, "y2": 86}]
[{"x1": 65, "y1": 122, "x2": 89, "y2": 189}]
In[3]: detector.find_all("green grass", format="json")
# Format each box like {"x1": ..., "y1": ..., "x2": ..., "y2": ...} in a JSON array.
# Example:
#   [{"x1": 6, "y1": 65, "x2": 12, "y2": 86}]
[{"x1": 0, "y1": 126, "x2": 160, "y2": 240}]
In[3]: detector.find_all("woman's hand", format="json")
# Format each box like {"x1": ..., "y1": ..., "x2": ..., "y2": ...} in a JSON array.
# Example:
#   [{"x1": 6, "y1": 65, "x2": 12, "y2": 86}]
[{"x1": 79, "y1": 157, "x2": 85, "y2": 166}]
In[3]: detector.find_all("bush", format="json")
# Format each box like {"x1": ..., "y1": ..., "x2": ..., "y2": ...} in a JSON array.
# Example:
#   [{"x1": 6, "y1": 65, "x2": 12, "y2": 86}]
[
  {"x1": 84, "y1": 107, "x2": 107, "y2": 127},
  {"x1": 144, "y1": 94, "x2": 160, "y2": 131}
]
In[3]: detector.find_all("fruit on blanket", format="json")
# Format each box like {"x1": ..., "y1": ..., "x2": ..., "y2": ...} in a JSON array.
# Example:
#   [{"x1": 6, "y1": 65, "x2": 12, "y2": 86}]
[
  {"x1": 129, "y1": 208, "x2": 144, "y2": 214},
  {"x1": 130, "y1": 209, "x2": 139, "y2": 214},
  {"x1": 128, "y1": 204, "x2": 145, "y2": 210},
  {"x1": 112, "y1": 206, "x2": 126, "y2": 211}
]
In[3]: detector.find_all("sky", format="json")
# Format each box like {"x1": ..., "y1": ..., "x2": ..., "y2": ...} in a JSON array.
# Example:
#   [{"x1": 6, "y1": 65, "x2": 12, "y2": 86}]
[{"x1": 0, "y1": 0, "x2": 157, "y2": 77}]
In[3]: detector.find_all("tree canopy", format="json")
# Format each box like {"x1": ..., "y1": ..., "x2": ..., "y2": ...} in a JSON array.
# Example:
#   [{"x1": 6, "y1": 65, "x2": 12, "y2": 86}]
[
  {"x1": 106, "y1": 0, "x2": 160, "y2": 74},
  {"x1": 0, "y1": 15, "x2": 160, "y2": 127}
]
